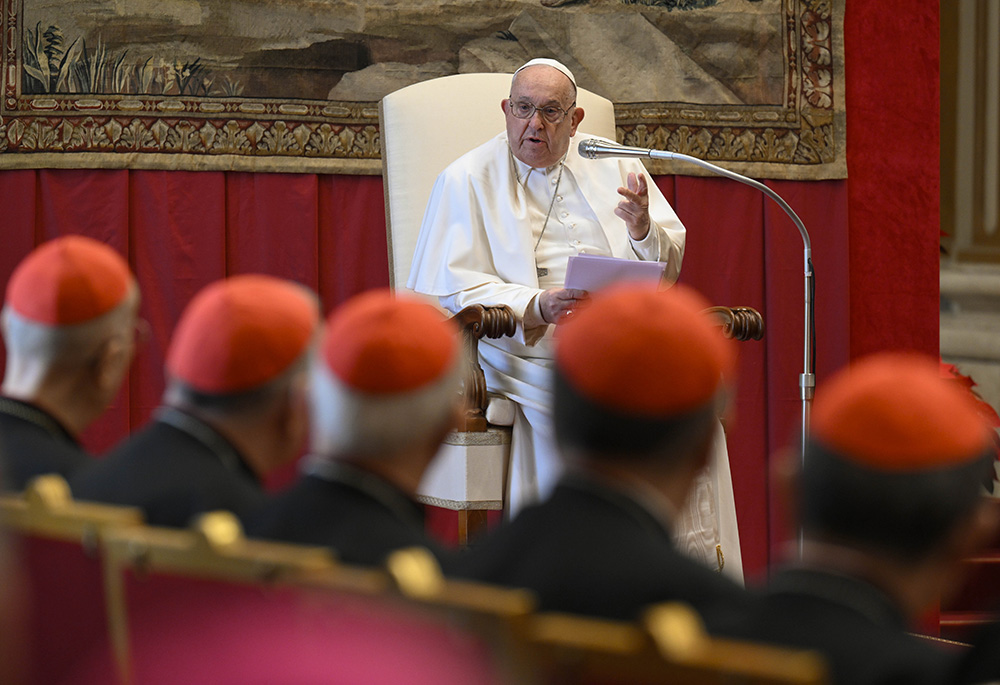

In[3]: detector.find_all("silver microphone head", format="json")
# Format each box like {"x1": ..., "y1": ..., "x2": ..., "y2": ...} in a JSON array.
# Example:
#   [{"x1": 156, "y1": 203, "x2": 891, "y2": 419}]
[
  {"x1": 578, "y1": 138, "x2": 605, "y2": 159},
  {"x1": 577, "y1": 138, "x2": 650, "y2": 160}
]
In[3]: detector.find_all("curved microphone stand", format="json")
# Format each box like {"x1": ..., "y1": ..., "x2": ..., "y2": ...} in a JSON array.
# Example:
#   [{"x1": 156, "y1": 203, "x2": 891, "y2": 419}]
[{"x1": 578, "y1": 139, "x2": 816, "y2": 458}]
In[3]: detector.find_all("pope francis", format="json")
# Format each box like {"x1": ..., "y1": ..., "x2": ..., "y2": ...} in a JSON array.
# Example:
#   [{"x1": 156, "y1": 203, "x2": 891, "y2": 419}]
[{"x1": 407, "y1": 58, "x2": 743, "y2": 581}]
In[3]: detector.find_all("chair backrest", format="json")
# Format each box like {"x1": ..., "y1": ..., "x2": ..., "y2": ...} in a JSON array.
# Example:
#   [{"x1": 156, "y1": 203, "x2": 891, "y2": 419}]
[
  {"x1": 98, "y1": 510, "x2": 339, "y2": 684},
  {"x1": 379, "y1": 72, "x2": 617, "y2": 290},
  {"x1": 381, "y1": 546, "x2": 540, "y2": 684},
  {"x1": 0, "y1": 475, "x2": 143, "y2": 685},
  {"x1": 527, "y1": 602, "x2": 829, "y2": 685},
  {"x1": 97, "y1": 513, "x2": 507, "y2": 685},
  {"x1": 380, "y1": 548, "x2": 826, "y2": 685}
]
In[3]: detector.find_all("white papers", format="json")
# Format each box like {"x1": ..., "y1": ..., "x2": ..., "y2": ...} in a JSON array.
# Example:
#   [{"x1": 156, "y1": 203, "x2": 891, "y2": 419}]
[{"x1": 564, "y1": 253, "x2": 666, "y2": 292}]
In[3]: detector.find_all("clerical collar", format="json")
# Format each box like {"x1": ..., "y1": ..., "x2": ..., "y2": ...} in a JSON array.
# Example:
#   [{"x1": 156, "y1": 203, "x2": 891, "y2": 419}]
[
  {"x1": 508, "y1": 145, "x2": 568, "y2": 187},
  {"x1": 0, "y1": 396, "x2": 79, "y2": 446},
  {"x1": 155, "y1": 406, "x2": 258, "y2": 483}
]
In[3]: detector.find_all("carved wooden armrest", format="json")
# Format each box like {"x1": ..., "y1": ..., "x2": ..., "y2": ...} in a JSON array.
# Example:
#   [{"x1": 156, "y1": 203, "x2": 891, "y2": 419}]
[
  {"x1": 703, "y1": 306, "x2": 765, "y2": 342},
  {"x1": 449, "y1": 304, "x2": 517, "y2": 432}
]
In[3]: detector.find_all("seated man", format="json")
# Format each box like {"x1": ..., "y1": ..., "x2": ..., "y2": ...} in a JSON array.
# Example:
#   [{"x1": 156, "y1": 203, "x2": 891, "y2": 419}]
[
  {"x1": 407, "y1": 57, "x2": 686, "y2": 516},
  {"x1": 71, "y1": 275, "x2": 319, "y2": 527},
  {"x1": 0, "y1": 236, "x2": 140, "y2": 491},
  {"x1": 719, "y1": 353, "x2": 998, "y2": 685},
  {"x1": 447, "y1": 283, "x2": 749, "y2": 626},
  {"x1": 245, "y1": 289, "x2": 462, "y2": 565}
]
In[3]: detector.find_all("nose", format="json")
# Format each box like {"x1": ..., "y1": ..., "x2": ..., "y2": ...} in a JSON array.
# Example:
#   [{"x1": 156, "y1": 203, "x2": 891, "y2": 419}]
[{"x1": 528, "y1": 107, "x2": 547, "y2": 127}]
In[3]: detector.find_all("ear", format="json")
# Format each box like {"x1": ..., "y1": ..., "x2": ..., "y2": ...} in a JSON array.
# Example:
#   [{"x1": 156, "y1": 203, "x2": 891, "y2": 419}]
[
  {"x1": 92, "y1": 334, "x2": 131, "y2": 399},
  {"x1": 277, "y1": 374, "x2": 311, "y2": 452},
  {"x1": 950, "y1": 497, "x2": 1000, "y2": 561},
  {"x1": 500, "y1": 98, "x2": 509, "y2": 115},
  {"x1": 938, "y1": 498, "x2": 1000, "y2": 608},
  {"x1": 416, "y1": 401, "x2": 465, "y2": 470},
  {"x1": 568, "y1": 106, "x2": 585, "y2": 136}
]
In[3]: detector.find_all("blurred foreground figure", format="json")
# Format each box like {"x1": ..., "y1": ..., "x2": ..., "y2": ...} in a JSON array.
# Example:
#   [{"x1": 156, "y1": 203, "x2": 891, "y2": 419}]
[
  {"x1": 721, "y1": 352, "x2": 998, "y2": 685},
  {"x1": 0, "y1": 236, "x2": 140, "y2": 490},
  {"x1": 71, "y1": 275, "x2": 319, "y2": 526},
  {"x1": 246, "y1": 289, "x2": 463, "y2": 565},
  {"x1": 448, "y1": 283, "x2": 750, "y2": 625}
]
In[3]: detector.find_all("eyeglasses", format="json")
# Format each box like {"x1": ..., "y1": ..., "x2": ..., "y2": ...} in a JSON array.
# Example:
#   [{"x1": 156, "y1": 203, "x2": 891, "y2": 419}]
[{"x1": 507, "y1": 98, "x2": 576, "y2": 124}]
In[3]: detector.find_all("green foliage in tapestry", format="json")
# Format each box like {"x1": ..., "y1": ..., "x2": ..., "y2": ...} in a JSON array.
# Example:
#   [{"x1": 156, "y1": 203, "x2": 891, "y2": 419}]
[
  {"x1": 23, "y1": 23, "x2": 78, "y2": 93},
  {"x1": 22, "y1": 24, "x2": 242, "y2": 96}
]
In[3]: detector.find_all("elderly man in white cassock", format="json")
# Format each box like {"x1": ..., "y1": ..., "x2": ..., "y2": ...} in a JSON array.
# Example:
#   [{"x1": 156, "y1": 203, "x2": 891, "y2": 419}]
[{"x1": 408, "y1": 58, "x2": 742, "y2": 581}]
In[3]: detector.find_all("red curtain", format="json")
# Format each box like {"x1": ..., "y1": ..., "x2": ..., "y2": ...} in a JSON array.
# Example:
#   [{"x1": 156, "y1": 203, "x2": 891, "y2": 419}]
[
  {"x1": 0, "y1": 170, "x2": 389, "y2": 456},
  {"x1": 0, "y1": 1, "x2": 940, "y2": 579}
]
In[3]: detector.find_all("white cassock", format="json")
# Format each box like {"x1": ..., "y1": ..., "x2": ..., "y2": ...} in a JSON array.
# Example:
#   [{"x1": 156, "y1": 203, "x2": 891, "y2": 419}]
[{"x1": 408, "y1": 131, "x2": 743, "y2": 582}]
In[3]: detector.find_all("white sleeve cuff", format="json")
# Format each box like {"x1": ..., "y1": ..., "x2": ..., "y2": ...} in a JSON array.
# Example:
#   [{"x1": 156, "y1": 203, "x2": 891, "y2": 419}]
[{"x1": 629, "y1": 220, "x2": 661, "y2": 261}]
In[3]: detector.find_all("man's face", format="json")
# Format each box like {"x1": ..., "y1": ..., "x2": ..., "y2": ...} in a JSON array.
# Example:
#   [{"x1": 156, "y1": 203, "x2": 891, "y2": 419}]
[{"x1": 504, "y1": 66, "x2": 584, "y2": 169}]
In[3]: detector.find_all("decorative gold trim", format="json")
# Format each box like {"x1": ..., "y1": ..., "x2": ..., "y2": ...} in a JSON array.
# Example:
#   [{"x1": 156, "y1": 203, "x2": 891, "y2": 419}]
[
  {"x1": 443, "y1": 427, "x2": 512, "y2": 447},
  {"x1": 413, "y1": 494, "x2": 503, "y2": 511}
]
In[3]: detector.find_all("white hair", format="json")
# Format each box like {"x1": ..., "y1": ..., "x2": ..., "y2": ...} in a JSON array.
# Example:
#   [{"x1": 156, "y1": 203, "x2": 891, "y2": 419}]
[
  {"x1": 308, "y1": 354, "x2": 462, "y2": 460},
  {"x1": 1, "y1": 285, "x2": 139, "y2": 372}
]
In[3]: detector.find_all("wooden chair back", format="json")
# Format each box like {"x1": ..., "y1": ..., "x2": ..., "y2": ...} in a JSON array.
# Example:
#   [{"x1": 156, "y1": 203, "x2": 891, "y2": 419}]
[{"x1": 0, "y1": 475, "x2": 143, "y2": 685}]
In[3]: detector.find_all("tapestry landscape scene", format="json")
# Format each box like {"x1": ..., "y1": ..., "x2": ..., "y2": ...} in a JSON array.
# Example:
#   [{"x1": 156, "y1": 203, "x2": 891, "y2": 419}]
[{"x1": 1, "y1": 0, "x2": 843, "y2": 178}]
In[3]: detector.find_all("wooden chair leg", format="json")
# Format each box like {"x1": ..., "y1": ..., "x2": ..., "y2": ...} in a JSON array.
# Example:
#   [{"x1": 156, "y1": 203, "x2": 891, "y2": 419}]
[{"x1": 457, "y1": 510, "x2": 491, "y2": 548}]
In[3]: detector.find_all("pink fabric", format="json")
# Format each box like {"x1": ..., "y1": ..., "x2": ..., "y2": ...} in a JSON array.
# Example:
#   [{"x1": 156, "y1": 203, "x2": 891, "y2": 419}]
[{"x1": 66, "y1": 574, "x2": 503, "y2": 685}]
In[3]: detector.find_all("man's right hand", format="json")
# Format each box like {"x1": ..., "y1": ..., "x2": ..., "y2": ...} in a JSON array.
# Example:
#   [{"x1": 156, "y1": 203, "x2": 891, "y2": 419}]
[{"x1": 540, "y1": 288, "x2": 589, "y2": 324}]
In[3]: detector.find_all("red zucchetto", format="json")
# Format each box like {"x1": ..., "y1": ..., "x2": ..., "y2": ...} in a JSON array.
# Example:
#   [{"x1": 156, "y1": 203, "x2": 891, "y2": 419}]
[
  {"x1": 322, "y1": 289, "x2": 459, "y2": 394},
  {"x1": 5, "y1": 235, "x2": 133, "y2": 326},
  {"x1": 166, "y1": 275, "x2": 320, "y2": 394},
  {"x1": 811, "y1": 352, "x2": 993, "y2": 471},
  {"x1": 555, "y1": 283, "x2": 735, "y2": 417}
]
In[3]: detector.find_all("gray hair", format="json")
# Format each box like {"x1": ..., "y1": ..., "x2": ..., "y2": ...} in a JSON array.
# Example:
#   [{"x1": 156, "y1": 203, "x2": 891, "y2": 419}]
[
  {"x1": 308, "y1": 355, "x2": 462, "y2": 460},
  {"x1": 2, "y1": 285, "x2": 139, "y2": 372}
]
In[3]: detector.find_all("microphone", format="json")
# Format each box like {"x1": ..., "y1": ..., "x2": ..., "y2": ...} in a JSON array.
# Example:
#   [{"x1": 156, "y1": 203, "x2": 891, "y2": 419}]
[{"x1": 578, "y1": 138, "x2": 668, "y2": 160}]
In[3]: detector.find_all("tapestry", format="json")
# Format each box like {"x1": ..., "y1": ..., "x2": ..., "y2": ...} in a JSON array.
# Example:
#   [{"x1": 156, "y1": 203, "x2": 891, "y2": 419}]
[{"x1": 0, "y1": 0, "x2": 844, "y2": 179}]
